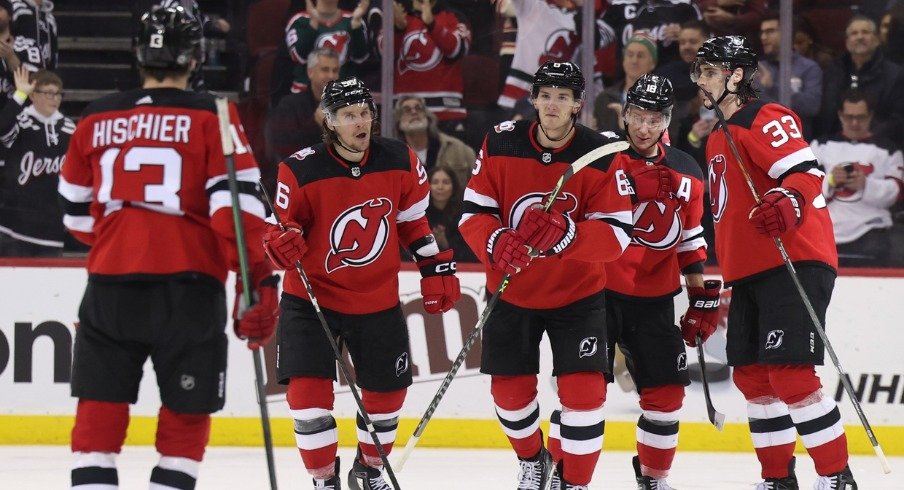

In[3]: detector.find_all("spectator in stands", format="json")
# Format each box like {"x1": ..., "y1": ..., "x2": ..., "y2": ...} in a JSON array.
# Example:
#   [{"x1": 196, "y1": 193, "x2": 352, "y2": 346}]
[
  {"x1": 426, "y1": 165, "x2": 476, "y2": 262},
  {"x1": 879, "y1": 6, "x2": 904, "y2": 65},
  {"x1": 284, "y1": 0, "x2": 368, "y2": 93},
  {"x1": 0, "y1": 66, "x2": 74, "y2": 257},
  {"x1": 9, "y1": 0, "x2": 55, "y2": 71},
  {"x1": 655, "y1": 20, "x2": 711, "y2": 104},
  {"x1": 756, "y1": 10, "x2": 822, "y2": 139},
  {"x1": 593, "y1": 31, "x2": 657, "y2": 132},
  {"x1": 594, "y1": 0, "x2": 701, "y2": 71},
  {"x1": 395, "y1": 94, "x2": 475, "y2": 191},
  {"x1": 811, "y1": 91, "x2": 904, "y2": 267},
  {"x1": 0, "y1": 2, "x2": 20, "y2": 105},
  {"x1": 817, "y1": 15, "x2": 904, "y2": 142},
  {"x1": 792, "y1": 15, "x2": 835, "y2": 70},
  {"x1": 698, "y1": 0, "x2": 766, "y2": 43},
  {"x1": 496, "y1": 0, "x2": 577, "y2": 112},
  {"x1": 265, "y1": 47, "x2": 341, "y2": 174},
  {"x1": 392, "y1": 0, "x2": 472, "y2": 141}
]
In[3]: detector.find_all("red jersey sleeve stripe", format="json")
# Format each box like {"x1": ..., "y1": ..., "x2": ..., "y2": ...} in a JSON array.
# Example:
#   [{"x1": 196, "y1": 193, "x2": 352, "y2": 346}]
[
  {"x1": 585, "y1": 210, "x2": 632, "y2": 251},
  {"x1": 768, "y1": 147, "x2": 819, "y2": 179},
  {"x1": 397, "y1": 193, "x2": 429, "y2": 223}
]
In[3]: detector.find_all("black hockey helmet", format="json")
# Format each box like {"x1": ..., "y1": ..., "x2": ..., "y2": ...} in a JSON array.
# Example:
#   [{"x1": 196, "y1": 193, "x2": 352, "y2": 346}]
[
  {"x1": 321, "y1": 76, "x2": 378, "y2": 120},
  {"x1": 136, "y1": 5, "x2": 203, "y2": 70},
  {"x1": 693, "y1": 35, "x2": 757, "y2": 83},
  {"x1": 626, "y1": 74, "x2": 674, "y2": 114},
  {"x1": 532, "y1": 61, "x2": 585, "y2": 100}
]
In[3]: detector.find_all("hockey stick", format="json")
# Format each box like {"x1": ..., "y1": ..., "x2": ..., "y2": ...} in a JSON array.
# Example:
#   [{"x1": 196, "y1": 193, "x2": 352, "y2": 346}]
[
  {"x1": 215, "y1": 98, "x2": 278, "y2": 490},
  {"x1": 395, "y1": 140, "x2": 630, "y2": 471},
  {"x1": 701, "y1": 89, "x2": 891, "y2": 473},
  {"x1": 696, "y1": 333, "x2": 725, "y2": 431},
  {"x1": 257, "y1": 180, "x2": 403, "y2": 489}
]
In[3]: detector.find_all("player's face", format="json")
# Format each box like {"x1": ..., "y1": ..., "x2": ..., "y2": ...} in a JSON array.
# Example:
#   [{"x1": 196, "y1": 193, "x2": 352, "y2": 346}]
[
  {"x1": 30, "y1": 83, "x2": 62, "y2": 118},
  {"x1": 625, "y1": 106, "x2": 666, "y2": 154},
  {"x1": 693, "y1": 62, "x2": 733, "y2": 108},
  {"x1": 838, "y1": 100, "x2": 872, "y2": 139},
  {"x1": 430, "y1": 169, "x2": 454, "y2": 205},
  {"x1": 330, "y1": 102, "x2": 374, "y2": 151},
  {"x1": 533, "y1": 86, "x2": 580, "y2": 133}
]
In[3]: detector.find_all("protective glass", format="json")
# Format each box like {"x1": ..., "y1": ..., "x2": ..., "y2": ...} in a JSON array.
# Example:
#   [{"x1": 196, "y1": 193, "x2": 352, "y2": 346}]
[
  {"x1": 690, "y1": 61, "x2": 731, "y2": 83},
  {"x1": 326, "y1": 102, "x2": 375, "y2": 126}
]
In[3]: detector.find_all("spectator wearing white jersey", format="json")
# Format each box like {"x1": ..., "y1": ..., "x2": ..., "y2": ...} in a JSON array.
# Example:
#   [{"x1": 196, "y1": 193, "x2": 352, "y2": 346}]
[{"x1": 811, "y1": 90, "x2": 904, "y2": 267}]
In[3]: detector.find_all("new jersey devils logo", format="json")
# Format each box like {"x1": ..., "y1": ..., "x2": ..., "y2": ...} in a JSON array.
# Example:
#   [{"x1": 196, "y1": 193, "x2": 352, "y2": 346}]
[
  {"x1": 316, "y1": 32, "x2": 351, "y2": 62},
  {"x1": 539, "y1": 29, "x2": 579, "y2": 65},
  {"x1": 398, "y1": 30, "x2": 442, "y2": 74},
  {"x1": 632, "y1": 200, "x2": 683, "y2": 250},
  {"x1": 709, "y1": 154, "x2": 729, "y2": 222},
  {"x1": 325, "y1": 198, "x2": 393, "y2": 273},
  {"x1": 578, "y1": 337, "x2": 598, "y2": 358},
  {"x1": 509, "y1": 192, "x2": 579, "y2": 229},
  {"x1": 765, "y1": 330, "x2": 785, "y2": 350}
]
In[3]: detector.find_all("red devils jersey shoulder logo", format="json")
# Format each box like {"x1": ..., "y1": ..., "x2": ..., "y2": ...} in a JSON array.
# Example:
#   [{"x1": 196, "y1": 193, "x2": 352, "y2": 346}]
[
  {"x1": 398, "y1": 30, "x2": 442, "y2": 75},
  {"x1": 632, "y1": 200, "x2": 683, "y2": 250},
  {"x1": 509, "y1": 192, "x2": 579, "y2": 229},
  {"x1": 539, "y1": 28, "x2": 579, "y2": 66},
  {"x1": 325, "y1": 198, "x2": 393, "y2": 273},
  {"x1": 709, "y1": 154, "x2": 728, "y2": 222},
  {"x1": 317, "y1": 31, "x2": 351, "y2": 61}
]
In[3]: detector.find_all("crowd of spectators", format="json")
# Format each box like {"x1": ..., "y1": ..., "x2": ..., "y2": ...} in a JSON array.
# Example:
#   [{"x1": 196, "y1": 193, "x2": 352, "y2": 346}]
[{"x1": 2, "y1": 0, "x2": 904, "y2": 268}]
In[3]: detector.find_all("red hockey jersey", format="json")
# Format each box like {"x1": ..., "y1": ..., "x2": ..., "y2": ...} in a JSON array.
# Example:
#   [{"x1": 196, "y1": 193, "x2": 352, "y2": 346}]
[
  {"x1": 605, "y1": 142, "x2": 707, "y2": 299},
  {"x1": 272, "y1": 137, "x2": 432, "y2": 314},
  {"x1": 460, "y1": 120, "x2": 634, "y2": 309},
  {"x1": 392, "y1": 9, "x2": 471, "y2": 121},
  {"x1": 59, "y1": 88, "x2": 267, "y2": 282},
  {"x1": 705, "y1": 100, "x2": 837, "y2": 284}
]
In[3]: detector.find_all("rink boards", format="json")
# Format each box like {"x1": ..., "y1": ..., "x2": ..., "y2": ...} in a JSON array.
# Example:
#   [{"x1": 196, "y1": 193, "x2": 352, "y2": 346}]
[{"x1": 1, "y1": 262, "x2": 902, "y2": 454}]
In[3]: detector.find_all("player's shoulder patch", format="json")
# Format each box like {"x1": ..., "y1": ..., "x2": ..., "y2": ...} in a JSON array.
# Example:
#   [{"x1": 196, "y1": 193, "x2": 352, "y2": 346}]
[
  {"x1": 484, "y1": 119, "x2": 533, "y2": 157},
  {"x1": 571, "y1": 125, "x2": 627, "y2": 172},
  {"x1": 283, "y1": 143, "x2": 333, "y2": 185},
  {"x1": 663, "y1": 145, "x2": 703, "y2": 180}
]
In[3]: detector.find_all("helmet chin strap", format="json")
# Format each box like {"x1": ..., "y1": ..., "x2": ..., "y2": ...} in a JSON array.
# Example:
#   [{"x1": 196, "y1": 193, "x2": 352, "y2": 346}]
[
  {"x1": 335, "y1": 136, "x2": 365, "y2": 154},
  {"x1": 536, "y1": 111, "x2": 576, "y2": 143}
]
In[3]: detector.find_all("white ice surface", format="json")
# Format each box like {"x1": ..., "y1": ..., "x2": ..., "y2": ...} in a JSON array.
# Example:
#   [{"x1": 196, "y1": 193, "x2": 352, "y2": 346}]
[{"x1": 1, "y1": 446, "x2": 900, "y2": 489}]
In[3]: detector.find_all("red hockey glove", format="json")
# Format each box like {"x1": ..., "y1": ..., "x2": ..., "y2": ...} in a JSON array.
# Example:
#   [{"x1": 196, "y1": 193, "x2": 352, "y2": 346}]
[
  {"x1": 487, "y1": 227, "x2": 532, "y2": 275},
  {"x1": 680, "y1": 280, "x2": 722, "y2": 347},
  {"x1": 417, "y1": 249, "x2": 461, "y2": 314},
  {"x1": 263, "y1": 221, "x2": 307, "y2": 270},
  {"x1": 234, "y1": 263, "x2": 280, "y2": 350},
  {"x1": 748, "y1": 188, "x2": 803, "y2": 237},
  {"x1": 516, "y1": 206, "x2": 576, "y2": 256},
  {"x1": 630, "y1": 165, "x2": 675, "y2": 202}
]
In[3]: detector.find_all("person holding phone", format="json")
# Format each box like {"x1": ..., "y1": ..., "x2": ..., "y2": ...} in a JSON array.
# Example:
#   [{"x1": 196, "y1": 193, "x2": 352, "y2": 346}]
[{"x1": 811, "y1": 90, "x2": 904, "y2": 267}]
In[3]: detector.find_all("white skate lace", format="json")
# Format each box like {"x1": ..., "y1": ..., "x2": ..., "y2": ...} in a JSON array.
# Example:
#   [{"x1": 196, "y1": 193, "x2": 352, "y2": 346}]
[
  {"x1": 517, "y1": 458, "x2": 543, "y2": 490},
  {"x1": 647, "y1": 479, "x2": 676, "y2": 490},
  {"x1": 754, "y1": 483, "x2": 775, "y2": 490},
  {"x1": 813, "y1": 474, "x2": 854, "y2": 490},
  {"x1": 313, "y1": 478, "x2": 339, "y2": 490},
  {"x1": 365, "y1": 474, "x2": 393, "y2": 490}
]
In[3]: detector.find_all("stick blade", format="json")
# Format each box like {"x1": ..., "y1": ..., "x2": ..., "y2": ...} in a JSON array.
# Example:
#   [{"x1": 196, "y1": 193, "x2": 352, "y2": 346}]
[{"x1": 711, "y1": 409, "x2": 726, "y2": 431}]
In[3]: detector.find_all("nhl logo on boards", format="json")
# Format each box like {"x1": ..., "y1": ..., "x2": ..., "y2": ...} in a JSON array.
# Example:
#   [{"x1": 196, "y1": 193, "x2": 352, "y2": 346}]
[
  {"x1": 578, "y1": 337, "x2": 598, "y2": 358},
  {"x1": 181, "y1": 375, "x2": 196, "y2": 390},
  {"x1": 351, "y1": 166, "x2": 361, "y2": 178},
  {"x1": 541, "y1": 152, "x2": 552, "y2": 163},
  {"x1": 765, "y1": 330, "x2": 785, "y2": 350},
  {"x1": 395, "y1": 352, "x2": 409, "y2": 377}
]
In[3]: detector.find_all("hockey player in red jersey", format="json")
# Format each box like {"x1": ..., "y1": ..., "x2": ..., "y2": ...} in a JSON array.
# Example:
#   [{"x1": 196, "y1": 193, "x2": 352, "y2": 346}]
[
  {"x1": 261, "y1": 76, "x2": 461, "y2": 490},
  {"x1": 596, "y1": 73, "x2": 714, "y2": 490},
  {"x1": 59, "y1": 6, "x2": 278, "y2": 490},
  {"x1": 459, "y1": 61, "x2": 635, "y2": 490},
  {"x1": 693, "y1": 36, "x2": 857, "y2": 489}
]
